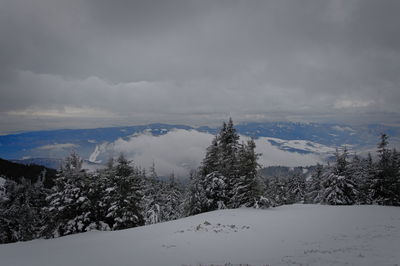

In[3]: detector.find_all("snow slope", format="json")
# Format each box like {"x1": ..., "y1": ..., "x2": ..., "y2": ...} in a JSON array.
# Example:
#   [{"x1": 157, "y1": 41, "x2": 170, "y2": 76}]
[{"x1": 0, "y1": 205, "x2": 399, "y2": 266}]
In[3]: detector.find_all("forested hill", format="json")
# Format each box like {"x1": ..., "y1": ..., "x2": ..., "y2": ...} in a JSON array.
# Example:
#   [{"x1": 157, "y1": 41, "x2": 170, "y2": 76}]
[{"x1": 0, "y1": 158, "x2": 57, "y2": 188}]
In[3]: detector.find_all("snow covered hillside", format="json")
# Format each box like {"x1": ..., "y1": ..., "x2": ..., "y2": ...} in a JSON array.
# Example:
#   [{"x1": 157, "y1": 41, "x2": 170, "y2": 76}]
[{"x1": 0, "y1": 204, "x2": 399, "y2": 266}]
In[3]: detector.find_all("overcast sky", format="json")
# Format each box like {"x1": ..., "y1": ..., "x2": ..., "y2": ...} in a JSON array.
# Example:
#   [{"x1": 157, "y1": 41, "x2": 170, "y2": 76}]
[{"x1": 1, "y1": 0, "x2": 399, "y2": 133}]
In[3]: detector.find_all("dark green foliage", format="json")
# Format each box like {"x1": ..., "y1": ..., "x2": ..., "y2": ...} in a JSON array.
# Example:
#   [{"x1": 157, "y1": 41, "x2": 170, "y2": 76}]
[
  {"x1": 264, "y1": 176, "x2": 288, "y2": 206},
  {"x1": 200, "y1": 137, "x2": 220, "y2": 177},
  {"x1": 321, "y1": 173, "x2": 357, "y2": 205},
  {"x1": 184, "y1": 171, "x2": 208, "y2": 216},
  {"x1": 370, "y1": 134, "x2": 400, "y2": 205},
  {"x1": 142, "y1": 164, "x2": 163, "y2": 224},
  {"x1": 203, "y1": 171, "x2": 228, "y2": 210},
  {"x1": 160, "y1": 174, "x2": 184, "y2": 221},
  {"x1": 0, "y1": 158, "x2": 56, "y2": 188},
  {"x1": 334, "y1": 147, "x2": 348, "y2": 176},
  {"x1": 232, "y1": 139, "x2": 265, "y2": 208},
  {"x1": 218, "y1": 118, "x2": 240, "y2": 181},
  {"x1": 190, "y1": 119, "x2": 267, "y2": 213},
  {"x1": 143, "y1": 166, "x2": 185, "y2": 223},
  {"x1": 286, "y1": 173, "x2": 306, "y2": 204},
  {"x1": 302, "y1": 133, "x2": 400, "y2": 206},
  {"x1": 304, "y1": 164, "x2": 324, "y2": 204},
  {"x1": 105, "y1": 154, "x2": 144, "y2": 230},
  {"x1": 44, "y1": 152, "x2": 96, "y2": 237},
  {"x1": 349, "y1": 155, "x2": 373, "y2": 204},
  {"x1": 0, "y1": 178, "x2": 48, "y2": 243},
  {"x1": 319, "y1": 147, "x2": 358, "y2": 205}
]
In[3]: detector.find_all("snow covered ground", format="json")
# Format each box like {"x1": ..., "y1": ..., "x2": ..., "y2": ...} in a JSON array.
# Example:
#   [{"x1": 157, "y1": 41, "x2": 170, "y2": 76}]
[{"x1": 0, "y1": 204, "x2": 399, "y2": 266}]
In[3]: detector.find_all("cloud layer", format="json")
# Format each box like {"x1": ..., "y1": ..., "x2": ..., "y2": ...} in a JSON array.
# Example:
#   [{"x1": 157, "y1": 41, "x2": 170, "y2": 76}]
[
  {"x1": 1, "y1": 0, "x2": 400, "y2": 132},
  {"x1": 99, "y1": 129, "x2": 324, "y2": 177},
  {"x1": 105, "y1": 130, "x2": 214, "y2": 177}
]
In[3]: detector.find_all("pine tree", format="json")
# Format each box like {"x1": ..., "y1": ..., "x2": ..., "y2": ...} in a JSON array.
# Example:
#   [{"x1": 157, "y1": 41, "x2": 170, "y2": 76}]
[
  {"x1": 321, "y1": 173, "x2": 357, "y2": 205},
  {"x1": 364, "y1": 153, "x2": 376, "y2": 204},
  {"x1": 0, "y1": 178, "x2": 47, "y2": 243},
  {"x1": 184, "y1": 171, "x2": 207, "y2": 216},
  {"x1": 321, "y1": 148, "x2": 358, "y2": 205},
  {"x1": 304, "y1": 164, "x2": 324, "y2": 204},
  {"x1": 85, "y1": 171, "x2": 111, "y2": 231},
  {"x1": 195, "y1": 118, "x2": 241, "y2": 211},
  {"x1": 265, "y1": 176, "x2": 288, "y2": 206},
  {"x1": 200, "y1": 137, "x2": 220, "y2": 177},
  {"x1": 142, "y1": 162, "x2": 162, "y2": 225},
  {"x1": 218, "y1": 118, "x2": 240, "y2": 189},
  {"x1": 189, "y1": 118, "x2": 267, "y2": 213},
  {"x1": 160, "y1": 173, "x2": 184, "y2": 221},
  {"x1": 44, "y1": 152, "x2": 93, "y2": 237},
  {"x1": 334, "y1": 147, "x2": 349, "y2": 176},
  {"x1": 231, "y1": 139, "x2": 267, "y2": 208},
  {"x1": 202, "y1": 171, "x2": 228, "y2": 210},
  {"x1": 349, "y1": 155, "x2": 372, "y2": 204},
  {"x1": 106, "y1": 154, "x2": 144, "y2": 230},
  {"x1": 371, "y1": 133, "x2": 400, "y2": 205},
  {"x1": 387, "y1": 148, "x2": 400, "y2": 205},
  {"x1": 286, "y1": 173, "x2": 306, "y2": 204}
]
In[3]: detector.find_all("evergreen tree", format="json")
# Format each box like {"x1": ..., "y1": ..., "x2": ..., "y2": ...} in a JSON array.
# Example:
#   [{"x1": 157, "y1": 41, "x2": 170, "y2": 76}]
[
  {"x1": 349, "y1": 155, "x2": 372, "y2": 204},
  {"x1": 192, "y1": 118, "x2": 268, "y2": 211},
  {"x1": 286, "y1": 173, "x2": 306, "y2": 204},
  {"x1": 321, "y1": 148, "x2": 358, "y2": 205},
  {"x1": 321, "y1": 173, "x2": 357, "y2": 205},
  {"x1": 390, "y1": 149, "x2": 400, "y2": 205},
  {"x1": 202, "y1": 171, "x2": 228, "y2": 210},
  {"x1": 85, "y1": 171, "x2": 111, "y2": 231},
  {"x1": 334, "y1": 147, "x2": 349, "y2": 176},
  {"x1": 44, "y1": 152, "x2": 93, "y2": 237},
  {"x1": 200, "y1": 137, "x2": 220, "y2": 177},
  {"x1": 106, "y1": 154, "x2": 144, "y2": 230},
  {"x1": 218, "y1": 118, "x2": 240, "y2": 191},
  {"x1": 371, "y1": 133, "x2": 400, "y2": 205},
  {"x1": 184, "y1": 171, "x2": 207, "y2": 216},
  {"x1": 142, "y1": 162, "x2": 162, "y2": 225},
  {"x1": 304, "y1": 164, "x2": 324, "y2": 204},
  {"x1": 364, "y1": 153, "x2": 376, "y2": 204},
  {"x1": 160, "y1": 174, "x2": 184, "y2": 221},
  {"x1": 231, "y1": 139, "x2": 267, "y2": 208},
  {"x1": 195, "y1": 118, "x2": 241, "y2": 211},
  {"x1": 265, "y1": 176, "x2": 288, "y2": 206},
  {"x1": 0, "y1": 178, "x2": 47, "y2": 243}
]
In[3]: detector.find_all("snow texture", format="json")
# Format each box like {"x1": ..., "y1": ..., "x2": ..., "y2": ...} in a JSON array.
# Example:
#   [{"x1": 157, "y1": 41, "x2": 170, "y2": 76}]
[
  {"x1": 0, "y1": 205, "x2": 399, "y2": 266},
  {"x1": 0, "y1": 177, "x2": 5, "y2": 199}
]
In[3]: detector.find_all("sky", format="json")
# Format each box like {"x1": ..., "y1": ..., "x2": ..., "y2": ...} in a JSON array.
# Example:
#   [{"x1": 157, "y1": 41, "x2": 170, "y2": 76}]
[{"x1": 1, "y1": 0, "x2": 400, "y2": 133}]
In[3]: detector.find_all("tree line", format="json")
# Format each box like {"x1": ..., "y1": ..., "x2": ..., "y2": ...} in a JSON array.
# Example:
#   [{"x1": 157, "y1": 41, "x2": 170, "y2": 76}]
[
  {"x1": 265, "y1": 133, "x2": 400, "y2": 207},
  {"x1": 0, "y1": 153, "x2": 185, "y2": 243},
  {"x1": 1, "y1": 120, "x2": 399, "y2": 244}
]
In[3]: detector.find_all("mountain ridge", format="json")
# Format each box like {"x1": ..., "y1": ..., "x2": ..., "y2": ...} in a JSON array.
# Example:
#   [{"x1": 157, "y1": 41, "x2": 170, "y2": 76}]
[{"x1": 0, "y1": 122, "x2": 399, "y2": 164}]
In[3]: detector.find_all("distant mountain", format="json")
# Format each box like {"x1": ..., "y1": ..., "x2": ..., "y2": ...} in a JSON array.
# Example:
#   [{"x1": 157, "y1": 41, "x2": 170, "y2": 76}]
[
  {"x1": 0, "y1": 122, "x2": 399, "y2": 166},
  {"x1": 0, "y1": 158, "x2": 57, "y2": 188},
  {"x1": 12, "y1": 158, "x2": 63, "y2": 170},
  {"x1": 0, "y1": 124, "x2": 193, "y2": 160},
  {"x1": 236, "y1": 122, "x2": 400, "y2": 147}
]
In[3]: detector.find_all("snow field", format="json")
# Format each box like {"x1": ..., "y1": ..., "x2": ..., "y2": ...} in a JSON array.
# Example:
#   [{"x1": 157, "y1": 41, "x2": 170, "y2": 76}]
[{"x1": 0, "y1": 204, "x2": 399, "y2": 266}]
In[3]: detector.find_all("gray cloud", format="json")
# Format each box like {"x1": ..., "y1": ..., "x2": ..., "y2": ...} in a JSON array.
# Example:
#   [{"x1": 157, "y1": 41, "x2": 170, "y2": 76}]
[{"x1": 0, "y1": 0, "x2": 399, "y2": 133}]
